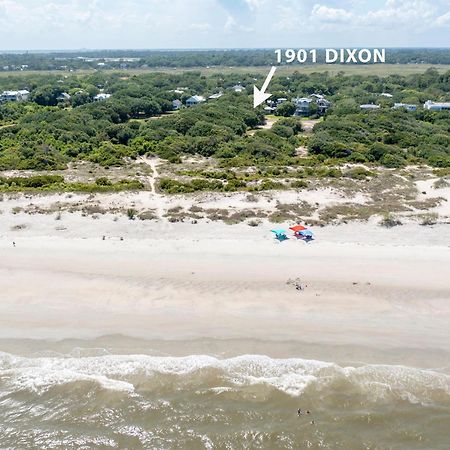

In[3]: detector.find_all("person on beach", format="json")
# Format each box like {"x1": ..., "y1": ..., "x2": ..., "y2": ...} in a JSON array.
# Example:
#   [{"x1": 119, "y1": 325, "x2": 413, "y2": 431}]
[{"x1": 12, "y1": 242, "x2": 16, "y2": 247}]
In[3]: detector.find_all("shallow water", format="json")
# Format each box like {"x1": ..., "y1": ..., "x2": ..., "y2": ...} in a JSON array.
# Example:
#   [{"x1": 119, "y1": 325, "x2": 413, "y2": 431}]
[{"x1": 1, "y1": 341, "x2": 449, "y2": 449}]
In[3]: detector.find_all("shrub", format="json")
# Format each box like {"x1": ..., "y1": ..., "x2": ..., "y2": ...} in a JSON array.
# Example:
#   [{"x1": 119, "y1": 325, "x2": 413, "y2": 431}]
[
  {"x1": 344, "y1": 167, "x2": 374, "y2": 180},
  {"x1": 380, "y1": 214, "x2": 402, "y2": 228},
  {"x1": 126, "y1": 208, "x2": 136, "y2": 220}
]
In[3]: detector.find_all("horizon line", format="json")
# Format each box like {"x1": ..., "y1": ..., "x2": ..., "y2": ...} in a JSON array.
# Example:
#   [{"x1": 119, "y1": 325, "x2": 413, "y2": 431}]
[{"x1": 1, "y1": 46, "x2": 449, "y2": 54}]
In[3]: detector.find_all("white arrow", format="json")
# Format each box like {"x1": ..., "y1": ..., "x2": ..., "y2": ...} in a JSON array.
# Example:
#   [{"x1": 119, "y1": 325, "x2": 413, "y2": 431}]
[{"x1": 253, "y1": 66, "x2": 277, "y2": 108}]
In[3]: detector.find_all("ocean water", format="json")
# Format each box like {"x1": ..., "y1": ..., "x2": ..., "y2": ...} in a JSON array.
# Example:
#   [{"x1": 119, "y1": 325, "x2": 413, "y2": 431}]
[{"x1": 1, "y1": 349, "x2": 449, "y2": 449}]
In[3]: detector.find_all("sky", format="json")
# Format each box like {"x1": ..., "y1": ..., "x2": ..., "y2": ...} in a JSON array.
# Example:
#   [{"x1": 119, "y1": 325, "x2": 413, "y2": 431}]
[{"x1": 0, "y1": 0, "x2": 449, "y2": 50}]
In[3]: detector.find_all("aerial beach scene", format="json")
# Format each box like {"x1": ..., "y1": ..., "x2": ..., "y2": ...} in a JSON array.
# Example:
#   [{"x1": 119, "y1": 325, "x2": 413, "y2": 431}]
[{"x1": 1, "y1": 0, "x2": 450, "y2": 448}]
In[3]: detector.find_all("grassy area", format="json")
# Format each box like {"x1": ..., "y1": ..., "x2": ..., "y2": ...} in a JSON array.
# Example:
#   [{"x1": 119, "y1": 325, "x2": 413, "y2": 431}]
[{"x1": 0, "y1": 64, "x2": 448, "y2": 79}]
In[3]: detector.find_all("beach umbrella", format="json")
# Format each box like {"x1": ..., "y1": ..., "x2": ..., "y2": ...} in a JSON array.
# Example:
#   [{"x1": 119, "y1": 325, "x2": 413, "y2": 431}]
[
  {"x1": 271, "y1": 229, "x2": 288, "y2": 241},
  {"x1": 271, "y1": 229, "x2": 287, "y2": 235},
  {"x1": 289, "y1": 225, "x2": 307, "y2": 233},
  {"x1": 299, "y1": 230, "x2": 314, "y2": 237}
]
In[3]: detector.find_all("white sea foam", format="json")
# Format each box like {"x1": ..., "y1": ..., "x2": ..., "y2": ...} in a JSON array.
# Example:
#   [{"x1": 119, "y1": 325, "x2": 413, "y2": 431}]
[{"x1": 0, "y1": 352, "x2": 449, "y2": 402}]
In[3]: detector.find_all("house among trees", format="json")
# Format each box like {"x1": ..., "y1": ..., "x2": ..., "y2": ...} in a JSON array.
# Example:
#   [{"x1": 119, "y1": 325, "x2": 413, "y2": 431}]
[
  {"x1": 0, "y1": 89, "x2": 30, "y2": 103},
  {"x1": 360, "y1": 104, "x2": 381, "y2": 110},
  {"x1": 208, "y1": 92, "x2": 223, "y2": 100},
  {"x1": 293, "y1": 97, "x2": 313, "y2": 116},
  {"x1": 172, "y1": 99, "x2": 182, "y2": 110},
  {"x1": 423, "y1": 100, "x2": 450, "y2": 111},
  {"x1": 57, "y1": 92, "x2": 71, "y2": 104},
  {"x1": 291, "y1": 94, "x2": 331, "y2": 116},
  {"x1": 393, "y1": 103, "x2": 417, "y2": 111},
  {"x1": 186, "y1": 95, "x2": 205, "y2": 107},
  {"x1": 316, "y1": 98, "x2": 331, "y2": 114},
  {"x1": 93, "y1": 93, "x2": 111, "y2": 101},
  {"x1": 264, "y1": 106, "x2": 277, "y2": 114},
  {"x1": 231, "y1": 84, "x2": 245, "y2": 93}
]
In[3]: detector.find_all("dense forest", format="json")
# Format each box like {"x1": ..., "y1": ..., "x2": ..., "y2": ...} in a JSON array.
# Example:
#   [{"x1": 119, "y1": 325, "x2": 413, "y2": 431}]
[
  {"x1": 0, "y1": 48, "x2": 449, "y2": 72},
  {"x1": 0, "y1": 68, "x2": 449, "y2": 174}
]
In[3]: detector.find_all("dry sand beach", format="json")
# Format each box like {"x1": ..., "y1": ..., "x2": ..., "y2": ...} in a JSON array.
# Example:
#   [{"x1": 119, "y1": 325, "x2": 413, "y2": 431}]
[{"x1": 1, "y1": 219, "x2": 450, "y2": 351}]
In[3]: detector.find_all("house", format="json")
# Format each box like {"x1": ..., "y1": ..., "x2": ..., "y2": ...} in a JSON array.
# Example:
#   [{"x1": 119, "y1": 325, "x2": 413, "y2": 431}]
[
  {"x1": 17, "y1": 89, "x2": 30, "y2": 101},
  {"x1": 360, "y1": 104, "x2": 381, "y2": 110},
  {"x1": 93, "y1": 93, "x2": 111, "y2": 101},
  {"x1": 231, "y1": 84, "x2": 245, "y2": 93},
  {"x1": 208, "y1": 92, "x2": 223, "y2": 100},
  {"x1": 393, "y1": 103, "x2": 417, "y2": 111},
  {"x1": 172, "y1": 99, "x2": 182, "y2": 110},
  {"x1": 57, "y1": 92, "x2": 71, "y2": 103},
  {"x1": 0, "y1": 89, "x2": 30, "y2": 102},
  {"x1": 276, "y1": 98, "x2": 288, "y2": 105},
  {"x1": 264, "y1": 106, "x2": 277, "y2": 114},
  {"x1": 423, "y1": 100, "x2": 450, "y2": 111},
  {"x1": 380, "y1": 93, "x2": 393, "y2": 98},
  {"x1": 316, "y1": 98, "x2": 331, "y2": 114},
  {"x1": 186, "y1": 95, "x2": 205, "y2": 107},
  {"x1": 293, "y1": 97, "x2": 313, "y2": 116}
]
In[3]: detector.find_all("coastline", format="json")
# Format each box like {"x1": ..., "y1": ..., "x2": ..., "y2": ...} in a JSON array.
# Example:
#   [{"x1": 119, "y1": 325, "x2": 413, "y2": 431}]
[{"x1": 1, "y1": 216, "x2": 449, "y2": 365}]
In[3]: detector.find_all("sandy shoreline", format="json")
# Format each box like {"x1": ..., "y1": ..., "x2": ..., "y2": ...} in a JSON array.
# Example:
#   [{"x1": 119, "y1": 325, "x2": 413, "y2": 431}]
[{"x1": 1, "y1": 215, "x2": 449, "y2": 361}]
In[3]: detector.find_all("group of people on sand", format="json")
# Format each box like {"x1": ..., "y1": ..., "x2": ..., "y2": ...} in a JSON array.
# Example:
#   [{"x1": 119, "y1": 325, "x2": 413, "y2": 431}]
[{"x1": 287, "y1": 277, "x2": 307, "y2": 291}]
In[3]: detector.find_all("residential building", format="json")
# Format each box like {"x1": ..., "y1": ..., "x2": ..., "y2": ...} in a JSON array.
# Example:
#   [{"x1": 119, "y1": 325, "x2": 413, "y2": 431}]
[
  {"x1": 264, "y1": 106, "x2": 277, "y2": 114},
  {"x1": 360, "y1": 104, "x2": 381, "y2": 110},
  {"x1": 172, "y1": 99, "x2": 182, "y2": 110},
  {"x1": 423, "y1": 100, "x2": 450, "y2": 111},
  {"x1": 316, "y1": 98, "x2": 331, "y2": 114},
  {"x1": 57, "y1": 92, "x2": 71, "y2": 103},
  {"x1": 393, "y1": 103, "x2": 417, "y2": 111},
  {"x1": 186, "y1": 95, "x2": 206, "y2": 107},
  {"x1": 380, "y1": 93, "x2": 393, "y2": 98},
  {"x1": 231, "y1": 84, "x2": 245, "y2": 93},
  {"x1": 93, "y1": 93, "x2": 111, "y2": 101},
  {"x1": 293, "y1": 97, "x2": 313, "y2": 116},
  {"x1": 0, "y1": 89, "x2": 30, "y2": 102},
  {"x1": 208, "y1": 92, "x2": 223, "y2": 100}
]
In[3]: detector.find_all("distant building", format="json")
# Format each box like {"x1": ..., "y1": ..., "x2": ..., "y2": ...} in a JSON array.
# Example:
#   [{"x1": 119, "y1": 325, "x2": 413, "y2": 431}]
[
  {"x1": 393, "y1": 103, "x2": 417, "y2": 111},
  {"x1": 264, "y1": 106, "x2": 277, "y2": 114},
  {"x1": 208, "y1": 92, "x2": 223, "y2": 100},
  {"x1": 316, "y1": 98, "x2": 331, "y2": 114},
  {"x1": 172, "y1": 99, "x2": 182, "y2": 110},
  {"x1": 57, "y1": 92, "x2": 71, "y2": 103},
  {"x1": 423, "y1": 100, "x2": 450, "y2": 111},
  {"x1": 0, "y1": 89, "x2": 30, "y2": 102},
  {"x1": 276, "y1": 98, "x2": 288, "y2": 105},
  {"x1": 186, "y1": 95, "x2": 206, "y2": 107},
  {"x1": 293, "y1": 97, "x2": 313, "y2": 116},
  {"x1": 360, "y1": 104, "x2": 381, "y2": 110},
  {"x1": 231, "y1": 84, "x2": 245, "y2": 93},
  {"x1": 93, "y1": 93, "x2": 111, "y2": 101},
  {"x1": 380, "y1": 93, "x2": 393, "y2": 98}
]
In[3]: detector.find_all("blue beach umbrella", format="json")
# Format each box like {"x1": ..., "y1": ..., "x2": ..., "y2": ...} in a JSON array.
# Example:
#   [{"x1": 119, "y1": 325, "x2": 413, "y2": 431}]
[
  {"x1": 271, "y1": 229, "x2": 288, "y2": 241},
  {"x1": 299, "y1": 230, "x2": 314, "y2": 237}
]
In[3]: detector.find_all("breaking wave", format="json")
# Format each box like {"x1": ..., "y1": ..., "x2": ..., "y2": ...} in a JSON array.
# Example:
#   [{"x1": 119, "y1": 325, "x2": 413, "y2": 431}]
[
  {"x1": 1, "y1": 352, "x2": 449, "y2": 402},
  {"x1": 1, "y1": 352, "x2": 449, "y2": 449}
]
